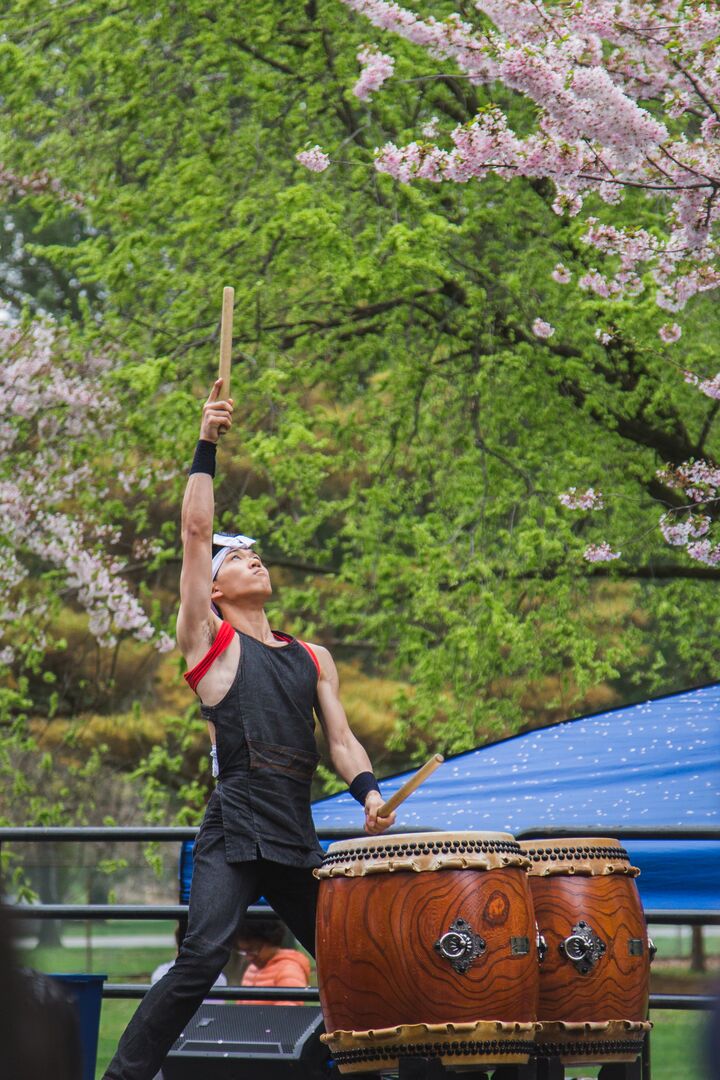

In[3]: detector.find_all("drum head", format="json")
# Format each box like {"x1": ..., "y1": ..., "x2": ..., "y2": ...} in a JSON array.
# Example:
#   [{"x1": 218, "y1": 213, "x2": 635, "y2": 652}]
[
  {"x1": 325, "y1": 830, "x2": 516, "y2": 857},
  {"x1": 318, "y1": 831, "x2": 528, "y2": 878},
  {"x1": 519, "y1": 838, "x2": 639, "y2": 877}
]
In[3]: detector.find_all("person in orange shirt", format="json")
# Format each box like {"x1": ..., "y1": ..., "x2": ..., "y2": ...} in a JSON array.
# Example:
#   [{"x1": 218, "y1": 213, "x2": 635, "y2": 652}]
[{"x1": 234, "y1": 918, "x2": 311, "y2": 1005}]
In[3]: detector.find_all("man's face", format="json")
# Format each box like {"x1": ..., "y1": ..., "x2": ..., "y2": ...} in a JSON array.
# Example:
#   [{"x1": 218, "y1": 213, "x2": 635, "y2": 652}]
[{"x1": 212, "y1": 548, "x2": 272, "y2": 605}]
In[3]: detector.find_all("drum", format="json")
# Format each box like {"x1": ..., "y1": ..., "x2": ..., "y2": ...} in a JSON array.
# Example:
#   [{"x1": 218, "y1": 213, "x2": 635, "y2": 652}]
[
  {"x1": 315, "y1": 831, "x2": 538, "y2": 1073},
  {"x1": 520, "y1": 838, "x2": 653, "y2": 1065}
]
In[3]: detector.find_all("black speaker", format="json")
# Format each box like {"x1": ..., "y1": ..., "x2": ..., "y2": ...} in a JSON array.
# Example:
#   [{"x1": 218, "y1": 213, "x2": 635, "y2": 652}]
[{"x1": 162, "y1": 1003, "x2": 331, "y2": 1079}]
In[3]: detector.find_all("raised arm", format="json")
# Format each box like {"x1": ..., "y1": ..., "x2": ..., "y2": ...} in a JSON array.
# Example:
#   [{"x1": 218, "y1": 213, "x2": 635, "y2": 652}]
[
  {"x1": 176, "y1": 380, "x2": 233, "y2": 663},
  {"x1": 313, "y1": 645, "x2": 396, "y2": 835}
]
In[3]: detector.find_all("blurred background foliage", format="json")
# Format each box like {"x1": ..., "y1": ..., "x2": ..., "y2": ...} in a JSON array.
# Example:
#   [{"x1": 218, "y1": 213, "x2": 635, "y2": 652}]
[{"x1": 0, "y1": 0, "x2": 718, "y2": 850}]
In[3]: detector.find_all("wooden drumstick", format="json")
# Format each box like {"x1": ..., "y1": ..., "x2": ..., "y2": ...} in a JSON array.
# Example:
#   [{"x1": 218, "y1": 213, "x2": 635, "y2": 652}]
[
  {"x1": 218, "y1": 286, "x2": 234, "y2": 433},
  {"x1": 377, "y1": 753, "x2": 444, "y2": 819}
]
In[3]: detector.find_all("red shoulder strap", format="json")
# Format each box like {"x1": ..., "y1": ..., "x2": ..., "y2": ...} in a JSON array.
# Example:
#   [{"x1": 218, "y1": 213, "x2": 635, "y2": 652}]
[
  {"x1": 183, "y1": 621, "x2": 236, "y2": 694},
  {"x1": 270, "y1": 631, "x2": 320, "y2": 678},
  {"x1": 297, "y1": 639, "x2": 321, "y2": 677}
]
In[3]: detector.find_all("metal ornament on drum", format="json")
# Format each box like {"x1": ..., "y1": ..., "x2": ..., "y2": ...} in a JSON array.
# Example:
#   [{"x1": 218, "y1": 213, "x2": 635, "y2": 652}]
[
  {"x1": 520, "y1": 837, "x2": 654, "y2": 1065},
  {"x1": 315, "y1": 831, "x2": 538, "y2": 1073}
]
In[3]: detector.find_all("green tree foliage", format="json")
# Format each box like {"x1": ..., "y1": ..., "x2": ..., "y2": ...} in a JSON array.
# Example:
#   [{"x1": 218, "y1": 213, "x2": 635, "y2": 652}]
[{"x1": 0, "y1": 1, "x2": 718, "y2": 787}]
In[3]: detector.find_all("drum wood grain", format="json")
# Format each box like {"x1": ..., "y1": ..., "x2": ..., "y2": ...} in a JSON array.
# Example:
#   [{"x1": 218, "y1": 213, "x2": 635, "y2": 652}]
[
  {"x1": 529, "y1": 875, "x2": 649, "y2": 1021},
  {"x1": 317, "y1": 866, "x2": 538, "y2": 1033}
]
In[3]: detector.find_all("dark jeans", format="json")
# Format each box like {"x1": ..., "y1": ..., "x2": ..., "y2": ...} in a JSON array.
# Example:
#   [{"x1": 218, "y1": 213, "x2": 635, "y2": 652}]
[{"x1": 103, "y1": 802, "x2": 320, "y2": 1080}]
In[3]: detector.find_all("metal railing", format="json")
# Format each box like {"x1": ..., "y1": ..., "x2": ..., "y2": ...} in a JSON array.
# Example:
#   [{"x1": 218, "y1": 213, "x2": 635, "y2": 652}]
[
  {"x1": 8, "y1": 903, "x2": 719, "y2": 926},
  {"x1": 0, "y1": 823, "x2": 430, "y2": 1001}
]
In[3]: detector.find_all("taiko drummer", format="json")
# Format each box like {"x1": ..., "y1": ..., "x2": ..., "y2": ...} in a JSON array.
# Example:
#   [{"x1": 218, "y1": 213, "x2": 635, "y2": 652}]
[{"x1": 103, "y1": 380, "x2": 396, "y2": 1080}]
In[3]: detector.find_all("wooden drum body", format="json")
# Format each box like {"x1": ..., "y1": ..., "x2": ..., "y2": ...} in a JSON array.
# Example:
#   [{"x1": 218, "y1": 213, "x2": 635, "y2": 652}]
[
  {"x1": 316, "y1": 831, "x2": 538, "y2": 1073},
  {"x1": 520, "y1": 838, "x2": 653, "y2": 1065}
]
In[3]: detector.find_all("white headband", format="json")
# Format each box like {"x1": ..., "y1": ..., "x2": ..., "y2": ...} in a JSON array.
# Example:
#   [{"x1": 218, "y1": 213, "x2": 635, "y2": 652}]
[{"x1": 211, "y1": 532, "x2": 257, "y2": 580}]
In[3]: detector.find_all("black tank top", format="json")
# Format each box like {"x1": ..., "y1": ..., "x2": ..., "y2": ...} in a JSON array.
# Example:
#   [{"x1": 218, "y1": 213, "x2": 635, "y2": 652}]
[{"x1": 199, "y1": 629, "x2": 324, "y2": 867}]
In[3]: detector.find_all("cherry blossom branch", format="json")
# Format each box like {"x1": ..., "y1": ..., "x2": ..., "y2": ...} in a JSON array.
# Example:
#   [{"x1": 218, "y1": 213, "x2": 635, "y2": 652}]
[
  {"x1": 294, "y1": 0, "x2": 720, "y2": 570},
  {"x1": 294, "y1": 0, "x2": 720, "y2": 318},
  {"x1": 575, "y1": 174, "x2": 711, "y2": 192},
  {"x1": 668, "y1": 58, "x2": 720, "y2": 121},
  {"x1": 657, "y1": 144, "x2": 719, "y2": 186}
]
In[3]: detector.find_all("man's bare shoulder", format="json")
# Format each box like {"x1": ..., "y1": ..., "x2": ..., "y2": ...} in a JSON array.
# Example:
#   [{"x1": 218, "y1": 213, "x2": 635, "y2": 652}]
[{"x1": 305, "y1": 642, "x2": 336, "y2": 680}]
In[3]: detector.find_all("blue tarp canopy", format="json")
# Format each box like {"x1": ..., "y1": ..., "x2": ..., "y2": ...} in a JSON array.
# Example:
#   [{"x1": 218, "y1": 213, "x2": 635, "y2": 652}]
[{"x1": 312, "y1": 683, "x2": 720, "y2": 912}]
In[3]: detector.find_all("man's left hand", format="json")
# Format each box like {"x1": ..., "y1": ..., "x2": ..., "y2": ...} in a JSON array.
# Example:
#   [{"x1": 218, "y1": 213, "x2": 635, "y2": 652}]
[{"x1": 364, "y1": 791, "x2": 396, "y2": 834}]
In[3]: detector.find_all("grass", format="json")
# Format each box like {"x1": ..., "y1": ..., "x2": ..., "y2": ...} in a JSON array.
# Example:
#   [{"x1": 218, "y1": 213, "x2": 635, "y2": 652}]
[
  {"x1": 18, "y1": 943, "x2": 172, "y2": 980},
  {"x1": 61, "y1": 919, "x2": 177, "y2": 939},
  {"x1": 97, "y1": 1000, "x2": 137, "y2": 1077},
  {"x1": 566, "y1": 1010, "x2": 709, "y2": 1080}
]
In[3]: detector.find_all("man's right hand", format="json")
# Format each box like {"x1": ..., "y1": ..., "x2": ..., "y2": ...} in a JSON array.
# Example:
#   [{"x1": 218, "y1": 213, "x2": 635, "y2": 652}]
[{"x1": 200, "y1": 379, "x2": 233, "y2": 443}]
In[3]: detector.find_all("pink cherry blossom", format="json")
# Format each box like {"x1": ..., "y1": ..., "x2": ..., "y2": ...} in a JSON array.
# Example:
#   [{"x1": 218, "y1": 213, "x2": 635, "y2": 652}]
[
  {"x1": 421, "y1": 116, "x2": 440, "y2": 138},
  {"x1": 0, "y1": 314, "x2": 174, "y2": 659},
  {"x1": 296, "y1": 146, "x2": 330, "y2": 173},
  {"x1": 697, "y1": 374, "x2": 720, "y2": 401},
  {"x1": 686, "y1": 540, "x2": 720, "y2": 567},
  {"x1": 552, "y1": 192, "x2": 583, "y2": 218},
  {"x1": 659, "y1": 322, "x2": 682, "y2": 343},
  {"x1": 328, "y1": 0, "x2": 720, "y2": 313},
  {"x1": 532, "y1": 318, "x2": 555, "y2": 339},
  {"x1": 583, "y1": 543, "x2": 621, "y2": 563},
  {"x1": 558, "y1": 487, "x2": 604, "y2": 510},
  {"x1": 354, "y1": 45, "x2": 395, "y2": 100},
  {"x1": 659, "y1": 513, "x2": 711, "y2": 546},
  {"x1": 656, "y1": 459, "x2": 720, "y2": 504},
  {"x1": 294, "y1": 2, "x2": 720, "y2": 571},
  {"x1": 578, "y1": 270, "x2": 621, "y2": 299}
]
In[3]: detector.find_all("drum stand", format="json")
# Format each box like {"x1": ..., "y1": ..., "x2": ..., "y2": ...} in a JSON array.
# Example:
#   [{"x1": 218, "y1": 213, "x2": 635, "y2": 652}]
[{"x1": 354, "y1": 1049, "x2": 650, "y2": 1079}]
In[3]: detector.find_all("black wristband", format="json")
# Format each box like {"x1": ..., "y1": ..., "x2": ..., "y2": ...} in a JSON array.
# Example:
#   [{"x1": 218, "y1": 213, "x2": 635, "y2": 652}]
[
  {"x1": 349, "y1": 771, "x2": 380, "y2": 806},
  {"x1": 189, "y1": 439, "x2": 217, "y2": 477}
]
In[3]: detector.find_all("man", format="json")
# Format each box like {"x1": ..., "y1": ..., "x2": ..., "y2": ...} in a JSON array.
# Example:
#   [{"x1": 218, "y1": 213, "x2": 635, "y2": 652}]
[{"x1": 104, "y1": 380, "x2": 395, "y2": 1080}]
